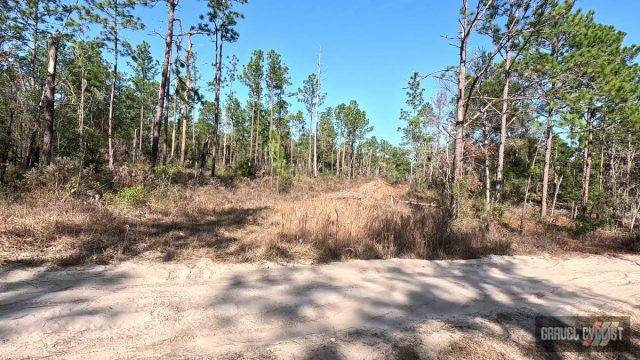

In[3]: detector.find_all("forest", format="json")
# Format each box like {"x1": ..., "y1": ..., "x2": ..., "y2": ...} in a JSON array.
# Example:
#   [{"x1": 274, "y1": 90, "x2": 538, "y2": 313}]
[
  {"x1": 0, "y1": 0, "x2": 639, "y2": 267},
  {"x1": 2, "y1": 1, "x2": 640, "y2": 358}
]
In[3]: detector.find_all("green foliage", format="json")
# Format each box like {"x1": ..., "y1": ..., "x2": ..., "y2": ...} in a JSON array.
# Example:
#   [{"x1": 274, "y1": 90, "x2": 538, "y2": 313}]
[
  {"x1": 116, "y1": 185, "x2": 147, "y2": 206},
  {"x1": 149, "y1": 165, "x2": 193, "y2": 185},
  {"x1": 233, "y1": 158, "x2": 257, "y2": 178}
]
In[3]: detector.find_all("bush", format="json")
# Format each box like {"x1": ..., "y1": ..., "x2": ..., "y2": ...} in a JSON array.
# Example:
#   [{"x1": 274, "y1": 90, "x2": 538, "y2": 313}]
[
  {"x1": 574, "y1": 215, "x2": 605, "y2": 235},
  {"x1": 23, "y1": 157, "x2": 80, "y2": 192},
  {"x1": 116, "y1": 185, "x2": 147, "y2": 206},
  {"x1": 233, "y1": 158, "x2": 256, "y2": 179},
  {"x1": 277, "y1": 172, "x2": 294, "y2": 193},
  {"x1": 151, "y1": 165, "x2": 194, "y2": 185}
]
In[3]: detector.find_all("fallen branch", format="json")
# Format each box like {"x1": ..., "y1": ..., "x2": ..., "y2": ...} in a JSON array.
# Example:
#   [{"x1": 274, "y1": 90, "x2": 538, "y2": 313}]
[{"x1": 402, "y1": 200, "x2": 439, "y2": 207}]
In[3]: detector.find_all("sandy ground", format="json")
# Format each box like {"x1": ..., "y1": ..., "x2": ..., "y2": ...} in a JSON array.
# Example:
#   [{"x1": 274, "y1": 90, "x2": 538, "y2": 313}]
[{"x1": 1, "y1": 255, "x2": 639, "y2": 359}]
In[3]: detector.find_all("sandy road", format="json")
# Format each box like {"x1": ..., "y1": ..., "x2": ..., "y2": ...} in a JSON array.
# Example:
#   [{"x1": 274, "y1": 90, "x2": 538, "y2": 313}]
[{"x1": 1, "y1": 254, "x2": 639, "y2": 359}]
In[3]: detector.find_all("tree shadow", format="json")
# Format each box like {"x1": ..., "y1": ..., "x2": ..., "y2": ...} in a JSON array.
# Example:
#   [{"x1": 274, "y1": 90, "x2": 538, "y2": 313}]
[
  {"x1": 0, "y1": 265, "x2": 131, "y2": 340},
  {"x1": 208, "y1": 257, "x2": 639, "y2": 359},
  {"x1": 1, "y1": 204, "x2": 267, "y2": 266}
]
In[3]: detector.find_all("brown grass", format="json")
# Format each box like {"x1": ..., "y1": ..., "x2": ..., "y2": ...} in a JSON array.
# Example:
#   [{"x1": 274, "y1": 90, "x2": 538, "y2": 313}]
[
  {"x1": 0, "y1": 177, "x2": 635, "y2": 267},
  {"x1": 497, "y1": 206, "x2": 640, "y2": 256}
]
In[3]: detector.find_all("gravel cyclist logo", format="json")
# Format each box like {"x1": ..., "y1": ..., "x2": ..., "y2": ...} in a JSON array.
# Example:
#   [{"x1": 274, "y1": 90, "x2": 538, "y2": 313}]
[{"x1": 535, "y1": 316, "x2": 631, "y2": 352}]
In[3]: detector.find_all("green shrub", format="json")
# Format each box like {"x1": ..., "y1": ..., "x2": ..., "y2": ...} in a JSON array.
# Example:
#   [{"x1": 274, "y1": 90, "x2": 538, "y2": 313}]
[
  {"x1": 277, "y1": 172, "x2": 294, "y2": 193},
  {"x1": 149, "y1": 164, "x2": 196, "y2": 186},
  {"x1": 233, "y1": 158, "x2": 256, "y2": 179},
  {"x1": 23, "y1": 157, "x2": 79, "y2": 192},
  {"x1": 116, "y1": 185, "x2": 147, "y2": 206},
  {"x1": 574, "y1": 215, "x2": 605, "y2": 235}
]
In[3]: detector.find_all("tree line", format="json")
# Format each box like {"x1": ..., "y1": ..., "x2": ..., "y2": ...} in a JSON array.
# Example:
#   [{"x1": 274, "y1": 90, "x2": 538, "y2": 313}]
[
  {"x1": 0, "y1": 0, "x2": 410, "y2": 187},
  {"x1": 397, "y1": 0, "x2": 640, "y2": 229},
  {"x1": 1, "y1": 0, "x2": 639, "y2": 230}
]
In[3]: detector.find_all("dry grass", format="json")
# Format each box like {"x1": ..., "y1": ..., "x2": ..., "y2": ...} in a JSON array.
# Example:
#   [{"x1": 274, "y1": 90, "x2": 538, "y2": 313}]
[
  {"x1": 497, "y1": 206, "x2": 640, "y2": 256},
  {"x1": 0, "y1": 177, "x2": 636, "y2": 267}
]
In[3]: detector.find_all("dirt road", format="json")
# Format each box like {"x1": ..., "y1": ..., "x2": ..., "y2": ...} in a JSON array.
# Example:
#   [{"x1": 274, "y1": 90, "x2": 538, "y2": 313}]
[{"x1": 1, "y1": 255, "x2": 639, "y2": 359}]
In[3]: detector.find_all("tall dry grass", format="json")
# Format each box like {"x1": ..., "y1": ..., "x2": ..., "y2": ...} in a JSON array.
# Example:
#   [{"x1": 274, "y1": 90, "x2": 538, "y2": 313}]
[
  {"x1": 273, "y1": 181, "x2": 511, "y2": 262},
  {"x1": 0, "y1": 178, "x2": 512, "y2": 266}
]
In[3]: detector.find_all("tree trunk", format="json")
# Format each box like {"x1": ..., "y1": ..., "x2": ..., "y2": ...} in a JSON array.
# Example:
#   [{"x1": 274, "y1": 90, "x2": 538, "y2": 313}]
[
  {"x1": 313, "y1": 50, "x2": 321, "y2": 177},
  {"x1": 349, "y1": 141, "x2": 356, "y2": 179},
  {"x1": 79, "y1": 72, "x2": 86, "y2": 140},
  {"x1": 211, "y1": 36, "x2": 224, "y2": 177},
  {"x1": 132, "y1": 129, "x2": 137, "y2": 162},
  {"x1": 138, "y1": 103, "x2": 144, "y2": 158},
  {"x1": 198, "y1": 139, "x2": 209, "y2": 176},
  {"x1": 482, "y1": 110, "x2": 491, "y2": 212},
  {"x1": 448, "y1": 0, "x2": 486, "y2": 217},
  {"x1": 598, "y1": 143, "x2": 604, "y2": 193},
  {"x1": 170, "y1": 120, "x2": 176, "y2": 160},
  {"x1": 180, "y1": 34, "x2": 192, "y2": 165},
  {"x1": 630, "y1": 193, "x2": 640, "y2": 232},
  {"x1": 0, "y1": 110, "x2": 13, "y2": 184},
  {"x1": 520, "y1": 145, "x2": 540, "y2": 231},
  {"x1": 249, "y1": 103, "x2": 255, "y2": 162},
  {"x1": 551, "y1": 174, "x2": 562, "y2": 217},
  {"x1": 222, "y1": 132, "x2": 227, "y2": 169},
  {"x1": 107, "y1": 10, "x2": 119, "y2": 171},
  {"x1": 341, "y1": 142, "x2": 346, "y2": 177},
  {"x1": 495, "y1": 43, "x2": 512, "y2": 204},
  {"x1": 580, "y1": 110, "x2": 594, "y2": 216},
  {"x1": 540, "y1": 108, "x2": 553, "y2": 218},
  {"x1": 451, "y1": 23, "x2": 467, "y2": 218},
  {"x1": 162, "y1": 77, "x2": 170, "y2": 165},
  {"x1": 150, "y1": 0, "x2": 177, "y2": 167},
  {"x1": 335, "y1": 144, "x2": 340, "y2": 176},
  {"x1": 307, "y1": 127, "x2": 312, "y2": 175},
  {"x1": 41, "y1": 34, "x2": 60, "y2": 166}
]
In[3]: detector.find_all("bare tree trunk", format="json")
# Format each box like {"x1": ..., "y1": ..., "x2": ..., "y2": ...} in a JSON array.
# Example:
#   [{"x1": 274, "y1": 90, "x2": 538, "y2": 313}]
[
  {"x1": 313, "y1": 49, "x2": 321, "y2": 177},
  {"x1": 520, "y1": 145, "x2": 540, "y2": 231},
  {"x1": 162, "y1": 78, "x2": 170, "y2": 165},
  {"x1": 198, "y1": 139, "x2": 209, "y2": 176},
  {"x1": 580, "y1": 110, "x2": 594, "y2": 216},
  {"x1": 335, "y1": 144, "x2": 340, "y2": 176},
  {"x1": 341, "y1": 142, "x2": 346, "y2": 177},
  {"x1": 626, "y1": 134, "x2": 635, "y2": 187},
  {"x1": 132, "y1": 129, "x2": 137, "y2": 162},
  {"x1": 349, "y1": 141, "x2": 356, "y2": 179},
  {"x1": 630, "y1": 193, "x2": 640, "y2": 232},
  {"x1": 598, "y1": 143, "x2": 604, "y2": 193},
  {"x1": 451, "y1": 17, "x2": 467, "y2": 218},
  {"x1": 482, "y1": 110, "x2": 491, "y2": 212},
  {"x1": 222, "y1": 132, "x2": 227, "y2": 169},
  {"x1": 255, "y1": 108, "x2": 261, "y2": 167},
  {"x1": 79, "y1": 71, "x2": 86, "y2": 139},
  {"x1": 495, "y1": 42, "x2": 512, "y2": 204},
  {"x1": 191, "y1": 118, "x2": 196, "y2": 164},
  {"x1": 290, "y1": 137, "x2": 294, "y2": 170},
  {"x1": 138, "y1": 103, "x2": 144, "y2": 158},
  {"x1": 307, "y1": 130, "x2": 311, "y2": 175},
  {"x1": 540, "y1": 108, "x2": 553, "y2": 218},
  {"x1": 150, "y1": 0, "x2": 177, "y2": 167},
  {"x1": 0, "y1": 111, "x2": 13, "y2": 184},
  {"x1": 170, "y1": 120, "x2": 176, "y2": 160},
  {"x1": 551, "y1": 174, "x2": 562, "y2": 217},
  {"x1": 268, "y1": 76, "x2": 275, "y2": 175},
  {"x1": 211, "y1": 36, "x2": 224, "y2": 177},
  {"x1": 180, "y1": 34, "x2": 192, "y2": 165},
  {"x1": 106, "y1": 3, "x2": 120, "y2": 171},
  {"x1": 249, "y1": 104, "x2": 255, "y2": 161},
  {"x1": 41, "y1": 34, "x2": 60, "y2": 166}
]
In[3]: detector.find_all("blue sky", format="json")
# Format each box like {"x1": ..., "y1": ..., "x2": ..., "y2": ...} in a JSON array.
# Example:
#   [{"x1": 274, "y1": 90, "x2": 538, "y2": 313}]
[{"x1": 126, "y1": 0, "x2": 640, "y2": 145}]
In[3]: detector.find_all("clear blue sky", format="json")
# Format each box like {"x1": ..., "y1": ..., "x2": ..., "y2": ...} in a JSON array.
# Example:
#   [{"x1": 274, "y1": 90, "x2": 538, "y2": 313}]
[{"x1": 126, "y1": 0, "x2": 640, "y2": 145}]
